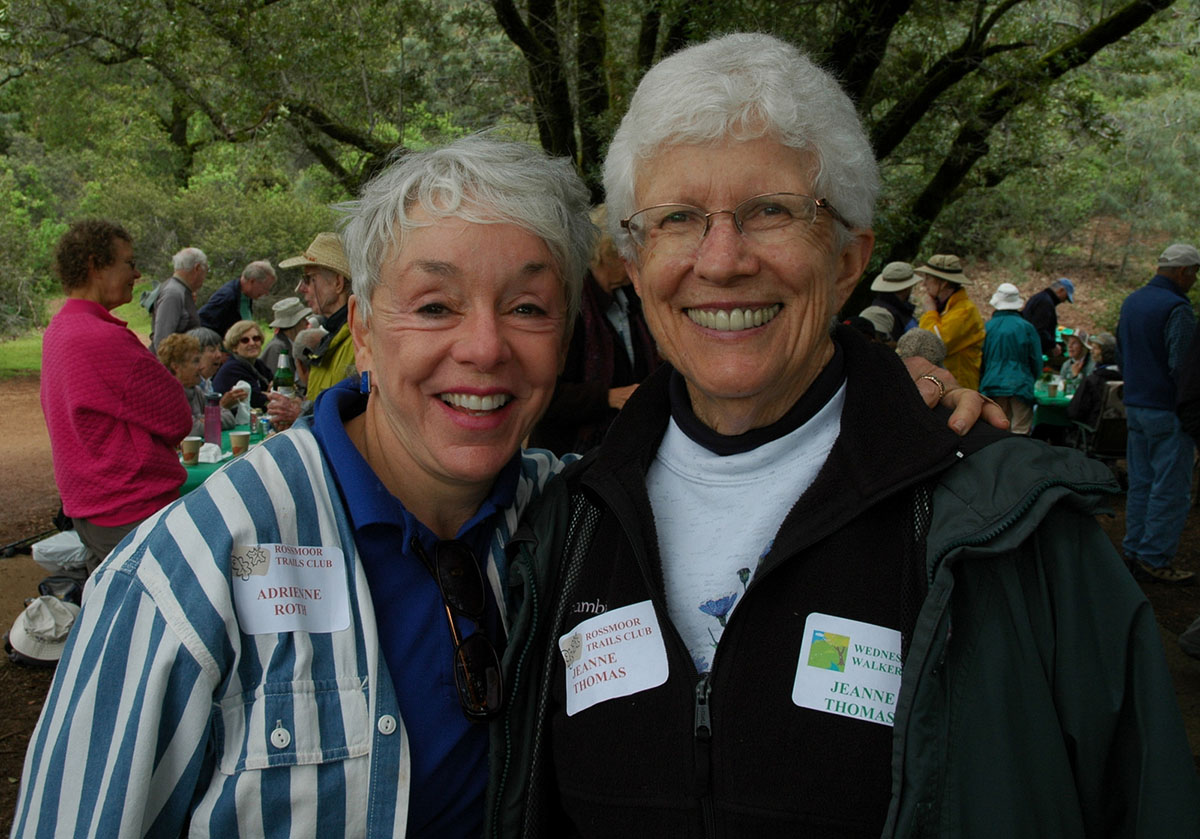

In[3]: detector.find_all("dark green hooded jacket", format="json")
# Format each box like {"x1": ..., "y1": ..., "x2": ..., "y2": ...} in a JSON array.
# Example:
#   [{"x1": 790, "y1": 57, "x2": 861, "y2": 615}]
[{"x1": 488, "y1": 333, "x2": 1200, "y2": 838}]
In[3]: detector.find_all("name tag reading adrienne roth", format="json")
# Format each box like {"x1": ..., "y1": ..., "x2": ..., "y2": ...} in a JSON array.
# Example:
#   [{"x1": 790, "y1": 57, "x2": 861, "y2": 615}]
[
  {"x1": 791, "y1": 613, "x2": 903, "y2": 727},
  {"x1": 559, "y1": 600, "x2": 669, "y2": 717},
  {"x1": 230, "y1": 543, "x2": 351, "y2": 635}
]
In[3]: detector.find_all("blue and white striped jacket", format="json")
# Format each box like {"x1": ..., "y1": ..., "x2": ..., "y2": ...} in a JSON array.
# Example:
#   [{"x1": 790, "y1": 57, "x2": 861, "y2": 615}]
[{"x1": 11, "y1": 426, "x2": 563, "y2": 838}]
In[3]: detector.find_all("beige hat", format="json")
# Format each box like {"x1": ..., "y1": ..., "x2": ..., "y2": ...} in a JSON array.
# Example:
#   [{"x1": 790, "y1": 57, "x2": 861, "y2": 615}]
[
  {"x1": 916, "y1": 254, "x2": 971, "y2": 285},
  {"x1": 1157, "y1": 243, "x2": 1200, "y2": 268},
  {"x1": 870, "y1": 261, "x2": 918, "y2": 293},
  {"x1": 989, "y1": 283, "x2": 1023, "y2": 311},
  {"x1": 859, "y1": 306, "x2": 895, "y2": 337},
  {"x1": 7, "y1": 596, "x2": 79, "y2": 664},
  {"x1": 279, "y1": 232, "x2": 352, "y2": 279},
  {"x1": 269, "y1": 296, "x2": 313, "y2": 329}
]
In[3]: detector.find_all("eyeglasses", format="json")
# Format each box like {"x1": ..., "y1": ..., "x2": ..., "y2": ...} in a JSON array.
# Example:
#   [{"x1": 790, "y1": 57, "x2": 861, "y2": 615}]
[
  {"x1": 239, "y1": 335, "x2": 263, "y2": 344},
  {"x1": 621, "y1": 192, "x2": 850, "y2": 253},
  {"x1": 410, "y1": 537, "x2": 504, "y2": 721}
]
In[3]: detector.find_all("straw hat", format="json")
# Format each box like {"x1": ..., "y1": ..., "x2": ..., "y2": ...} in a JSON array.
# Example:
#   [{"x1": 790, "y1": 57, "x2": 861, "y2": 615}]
[
  {"x1": 916, "y1": 254, "x2": 971, "y2": 285},
  {"x1": 870, "y1": 261, "x2": 918, "y2": 293},
  {"x1": 6, "y1": 596, "x2": 79, "y2": 664},
  {"x1": 269, "y1": 296, "x2": 313, "y2": 329},
  {"x1": 989, "y1": 283, "x2": 1023, "y2": 311},
  {"x1": 279, "y1": 232, "x2": 352, "y2": 279}
]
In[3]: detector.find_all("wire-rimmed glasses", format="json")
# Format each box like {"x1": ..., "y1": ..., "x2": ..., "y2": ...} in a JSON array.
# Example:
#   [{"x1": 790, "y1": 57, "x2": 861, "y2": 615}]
[{"x1": 620, "y1": 192, "x2": 850, "y2": 254}]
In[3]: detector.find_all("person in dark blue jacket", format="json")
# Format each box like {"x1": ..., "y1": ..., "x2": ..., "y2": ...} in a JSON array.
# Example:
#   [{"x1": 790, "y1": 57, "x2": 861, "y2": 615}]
[
  {"x1": 198, "y1": 260, "x2": 276, "y2": 338},
  {"x1": 1117, "y1": 243, "x2": 1198, "y2": 585},
  {"x1": 1021, "y1": 277, "x2": 1074, "y2": 361}
]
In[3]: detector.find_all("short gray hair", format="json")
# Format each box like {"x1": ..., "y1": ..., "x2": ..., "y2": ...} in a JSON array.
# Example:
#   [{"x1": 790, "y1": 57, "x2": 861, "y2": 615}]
[
  {"x1": 174, "y1": 247, "x2": 207, "y2": 272},
  {"x1": 603, "y1": 32, "x2": 879, "y2": 260},
  {"x1": 187, "y1": 326, "x2": 224, "y2": 350},
  {"x1": 242, "y1": 260, "x2": 276, "y2": 283},
  {"x1": 896, "y1": 328, "x2": 947, "y2": 367},
  {"x1": 339, "y1": 135, "x2": 595, "y2": 326},
  {"x1": 293, "y1": 326, "x2": 327, "y2": 367}
]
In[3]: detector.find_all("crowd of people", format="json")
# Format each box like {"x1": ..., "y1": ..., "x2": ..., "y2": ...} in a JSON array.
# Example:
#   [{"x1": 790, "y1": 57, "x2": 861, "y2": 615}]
[{"x1": 11, "y1": 29, "x2": 1200, "y2": 839}]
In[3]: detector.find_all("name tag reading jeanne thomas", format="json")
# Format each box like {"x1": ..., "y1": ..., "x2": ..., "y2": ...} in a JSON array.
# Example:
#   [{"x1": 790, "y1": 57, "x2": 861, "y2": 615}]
[
  {"x1": 230, "y1": 543, "x2": 351, "y2": 635},
  {"x1": 559, "y1": 600, "x2": 669, "y2": 717},
  {"x1": 792, "y1": 612, "x2": 903, "y2": 727}
]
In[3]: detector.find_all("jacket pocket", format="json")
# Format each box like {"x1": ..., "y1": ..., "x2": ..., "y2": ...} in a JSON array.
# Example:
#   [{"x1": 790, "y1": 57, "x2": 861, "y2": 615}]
[{"x1": 214, "y1": 676, "x2": 371, "y2": 774}]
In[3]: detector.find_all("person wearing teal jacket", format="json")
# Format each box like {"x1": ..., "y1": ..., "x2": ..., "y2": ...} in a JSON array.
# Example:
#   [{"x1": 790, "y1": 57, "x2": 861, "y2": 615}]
[{"x1": 980, "y1": 282, "x2": 1043, "y2": 434}]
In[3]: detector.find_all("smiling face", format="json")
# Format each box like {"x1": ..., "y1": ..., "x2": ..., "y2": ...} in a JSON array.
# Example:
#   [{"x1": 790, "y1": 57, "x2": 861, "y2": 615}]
[
  {"x1": 350, "y1": 212, "x2": 567, "y2": 512},
  {"x1": 625, "y1": 136, "x2": 872, "y2": 434},
  {"x1": 90, "y1": 238, "x2": 141, "y2": 310},
  {"x1": 233, "y1": 328, "x2": 263, "y2": 361}
]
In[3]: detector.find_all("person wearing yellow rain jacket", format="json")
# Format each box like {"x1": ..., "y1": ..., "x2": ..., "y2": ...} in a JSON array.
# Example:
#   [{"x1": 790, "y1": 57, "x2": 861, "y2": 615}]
[{"x1": 917, "y1": 254, "x2": 986, "y2": 390}]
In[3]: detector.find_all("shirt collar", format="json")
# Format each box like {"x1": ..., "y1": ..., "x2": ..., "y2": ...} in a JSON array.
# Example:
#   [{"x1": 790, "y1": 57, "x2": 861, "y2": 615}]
[
  {"x1": 667, "y1": 341, "x2": 846, "y2": 456},
  {"x1": 310, "y1": 381, "x2": 521, "y2": 539}
]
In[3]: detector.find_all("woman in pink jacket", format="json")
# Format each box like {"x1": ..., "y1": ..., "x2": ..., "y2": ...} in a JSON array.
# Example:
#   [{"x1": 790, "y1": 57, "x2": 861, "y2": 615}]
[{"x1": 42, "y1": 220, "x2": 193, "y2": 573}]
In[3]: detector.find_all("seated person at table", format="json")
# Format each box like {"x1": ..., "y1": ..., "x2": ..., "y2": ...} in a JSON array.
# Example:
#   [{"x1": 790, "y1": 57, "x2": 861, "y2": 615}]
[
  {"x1": 213, "y1": 319, "x2": 272, "y2": 409},
  {"x1": 187, "y1": 326, "x2": 227, "y2": 393},
  {"x1": 1060, "y1": 329, "x2": 1095, "y2": 388},
  {"x1": 157, "y1": 333, "x2": 237, "y2": 437},
  {"x1": 1067, "y1": 331, "x2": 1122, "y2": 428},
  {"x1": 291, "y1": 326, "x2": 326, "y2": 392}
]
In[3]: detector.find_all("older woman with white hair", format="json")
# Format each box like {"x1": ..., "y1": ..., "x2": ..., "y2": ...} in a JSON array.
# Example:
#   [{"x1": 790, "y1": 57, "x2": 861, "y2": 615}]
[
  {"x1": 490, "y1": 32, "x2": 1199, "y2": 838},
  {"x1": 13, "y1": 136, "x2": 593, "y2": 837}
]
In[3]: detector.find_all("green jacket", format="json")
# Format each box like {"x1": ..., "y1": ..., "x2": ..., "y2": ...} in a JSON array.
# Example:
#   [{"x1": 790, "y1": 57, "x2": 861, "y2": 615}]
[{"x1": 489, "y1": 393, "x2": 1200, "y2": 837}]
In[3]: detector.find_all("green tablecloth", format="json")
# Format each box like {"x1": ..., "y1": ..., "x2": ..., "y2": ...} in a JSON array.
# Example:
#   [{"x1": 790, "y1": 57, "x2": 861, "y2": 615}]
[
  {"x1": 180, "y1": 429, "x2": 258, "y2": 495},
  {"x1": 1033, "y1": 386, "x2": 1072, "y2": 429}
]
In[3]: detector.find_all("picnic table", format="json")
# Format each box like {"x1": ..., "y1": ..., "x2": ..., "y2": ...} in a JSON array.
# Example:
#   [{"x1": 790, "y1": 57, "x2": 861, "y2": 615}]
[
  {"x1": 1033, "y1": 380, "x2": 1073, "y2": 429},
  {"x1": 180, "y1": 429, "x2": 261, "y2": 495}
]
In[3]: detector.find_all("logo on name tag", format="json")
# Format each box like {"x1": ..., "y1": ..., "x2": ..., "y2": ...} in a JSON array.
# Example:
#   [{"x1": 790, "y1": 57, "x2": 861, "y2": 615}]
[
  {"x1": 792, "y1": 613, "x2": 902, "y2": 727},
  {"x1": 559, "y1": 600, "x2": 669, "y2": 717},
  {"x1": 231, "y1": 543, "x2": 351, "y2": 635}
]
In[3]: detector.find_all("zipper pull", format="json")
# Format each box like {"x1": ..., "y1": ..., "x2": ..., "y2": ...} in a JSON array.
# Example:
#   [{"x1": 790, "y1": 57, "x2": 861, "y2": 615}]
[{"x1": 694, "y1": 673, "x2": 712, "y2": 740}]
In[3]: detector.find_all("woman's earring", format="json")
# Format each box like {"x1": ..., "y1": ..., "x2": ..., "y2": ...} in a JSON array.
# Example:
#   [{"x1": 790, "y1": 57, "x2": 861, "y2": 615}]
[{"x1": 359, "y1": 371, "x2": 371, "y2": 394}]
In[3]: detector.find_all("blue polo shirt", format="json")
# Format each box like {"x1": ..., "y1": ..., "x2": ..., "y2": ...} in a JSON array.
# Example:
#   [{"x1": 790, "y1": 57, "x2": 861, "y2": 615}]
[{"x1": 310, "y1": 380, "x2": 518, "y2": 837}]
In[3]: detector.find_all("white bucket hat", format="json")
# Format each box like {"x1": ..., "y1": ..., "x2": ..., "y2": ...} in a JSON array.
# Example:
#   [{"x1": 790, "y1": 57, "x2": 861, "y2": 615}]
[
  {"x1": 6, "y1": 596, "x2": 79, "y2": 664},
  {"x1": 989, "y1": 283, "x2": 1023, "y2": 311},
  {"x1": 269, "y1": 296, "x2": 313, "y2": 329}
]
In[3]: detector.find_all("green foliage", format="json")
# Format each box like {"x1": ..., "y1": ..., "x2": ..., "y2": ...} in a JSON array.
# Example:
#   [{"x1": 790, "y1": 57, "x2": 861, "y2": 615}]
[{"x1": 0, "y1": 0, "x2": 1197, "y2": 338}]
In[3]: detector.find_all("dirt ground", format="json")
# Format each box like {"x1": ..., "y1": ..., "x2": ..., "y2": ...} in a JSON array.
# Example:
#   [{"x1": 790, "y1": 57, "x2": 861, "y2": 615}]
[{"x1": 2, "y1": 342, "x2": 1200, "y2": 828}]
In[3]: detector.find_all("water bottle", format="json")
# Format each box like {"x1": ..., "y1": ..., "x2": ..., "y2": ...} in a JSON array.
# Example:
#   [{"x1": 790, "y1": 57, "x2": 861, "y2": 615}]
[{"x1": 203, "y1": 392, "x2": 222, "y2": 445}]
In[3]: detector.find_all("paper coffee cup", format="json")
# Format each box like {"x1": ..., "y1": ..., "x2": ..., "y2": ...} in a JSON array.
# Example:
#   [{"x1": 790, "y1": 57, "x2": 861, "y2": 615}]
[
  {"x1": 230, "y1": 431, "x2": 251, "y2": 455},
  {"x1": 1048, "y1": 383, "x2": 1058, "y2": 397},
  {"x1": 181, "y1": 436, "x2": 203, "y2": 465}
]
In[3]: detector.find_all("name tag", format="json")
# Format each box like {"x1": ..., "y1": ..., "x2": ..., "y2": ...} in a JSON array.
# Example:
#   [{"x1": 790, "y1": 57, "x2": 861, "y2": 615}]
[
  {"x1": 230, "y1": 543, "x2": 351, "y2": 635},
  {"x1": 559, "y1": 600, "x2": 669, "y2": 717},
  {"x1": 791, "y1": 613, "x2": 902, "y2": 727}
]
